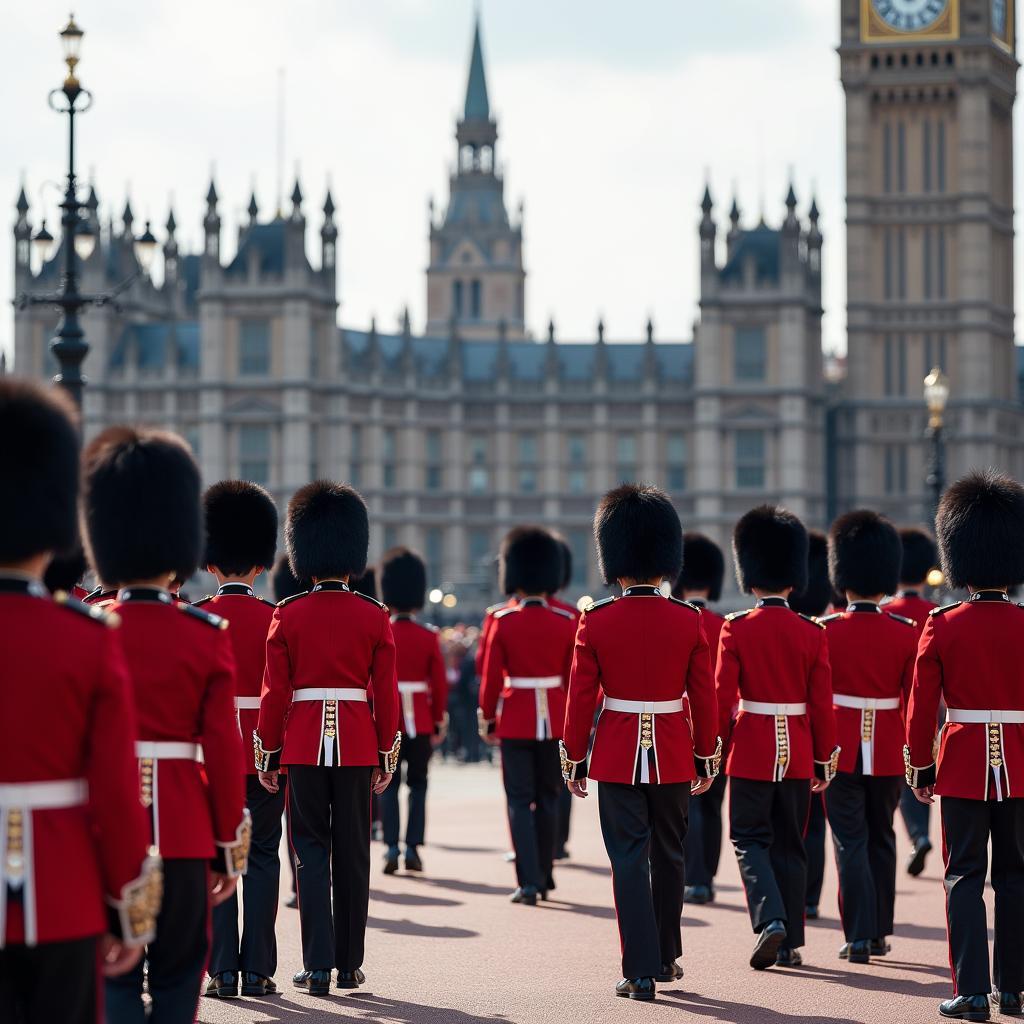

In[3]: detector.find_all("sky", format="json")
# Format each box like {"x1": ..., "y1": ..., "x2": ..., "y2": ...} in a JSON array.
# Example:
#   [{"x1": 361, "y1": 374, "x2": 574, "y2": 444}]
[{"x1": 1, "y1": 1, "x2": 1018, "y2": 360}]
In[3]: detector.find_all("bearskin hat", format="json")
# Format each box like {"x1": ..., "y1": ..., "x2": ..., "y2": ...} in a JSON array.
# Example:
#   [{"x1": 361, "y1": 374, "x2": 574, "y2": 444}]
[
  {"x1": 351, "y1": 568, "x2": 378, "y2": 600},
  {"x1": 286, "y1": 480, "x2": 368, "y2": 582},
  {"x1": 898, "y1": 527, "x2": 938, "y2": 586},
  {"x1": 789, "y1": 531, "x2": 832, "y2": 617},
  {"x1": 202, "y1": 480, "x2": 278, "y2": 575},
  {"x1": 380, "y1": 547, "x2": 427, "y2": 612},
  {"x1": 552, "y1": 534, "x2": 573, "y2": 592},
  {"x1": 271, "y1": 554, "x2": 308, "y2": 602},
  {"x1": 595, "y1": 484, "x2": 683, "y2": 586},
  {"x1": 673, "y1": 533, "x2": 725, "y2": 602},
  {"x1": 732, "y1": 505, "x2": 808, "y2": 594},
  {"x1": 0, "y1": 378, "x2": 79, "y2": 563},
  {"x1": 499, "y1": 526, "x2": 564, "y2": 596},
  {"x1": 82, "y1": 426, "x2": 201, "y2": 585},
  {"x1": 828, "y1": 509, "x2": 901, "y2": 599},
  {"x1": 43, "y1": 544, "x2": 88, "y2": 595},
  {"x1": 937, "y1": 470, "x2": 1024, "y2": 590}
]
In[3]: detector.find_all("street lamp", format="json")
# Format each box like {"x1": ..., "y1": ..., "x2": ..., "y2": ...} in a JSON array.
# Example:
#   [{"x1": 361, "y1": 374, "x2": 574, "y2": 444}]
[{"x1": 923, "y1": 366, "x2": 950, "y2": 519}]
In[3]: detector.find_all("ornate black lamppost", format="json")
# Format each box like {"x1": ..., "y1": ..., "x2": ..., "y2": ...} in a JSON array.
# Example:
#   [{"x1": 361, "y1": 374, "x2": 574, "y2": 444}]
[{"x1": 923, "y1": 366, "x2": 950, "y2": 519}]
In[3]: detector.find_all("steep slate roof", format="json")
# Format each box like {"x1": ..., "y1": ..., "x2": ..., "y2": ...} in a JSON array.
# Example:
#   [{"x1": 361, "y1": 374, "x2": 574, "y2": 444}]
[
  {"x1": 109, "y1": 322, "x2": 200, "y2": 372},
  {"x1": 720, "y1": 225, "x2": 781, "y2": 285},
  {"x1": 226, "y1": 221, "x2": 286, "y2": 277},
  {"x1": 464, "y1": 17, "x2": 490, "y2": 121}
]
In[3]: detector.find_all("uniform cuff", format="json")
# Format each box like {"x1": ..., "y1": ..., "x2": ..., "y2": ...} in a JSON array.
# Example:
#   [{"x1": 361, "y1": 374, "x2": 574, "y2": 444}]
[
  {"x1": 903, "y1": 745, "x2": 937, "y2": 788},
  {"x1": 106, "y1": 848, "x2": 162, "y2": 947},
  {"x1": 253, "y1": 731, "x2": 281, "y2": 772},
  {"x1": 212, "y1": 809, "x2": 253, "y2": 878},
  {"x1": 434, "y1": 712, "x2": 449, "y2": 742},
  {"x1": 559, "y1": 740, "x2": 588, "y2": 782},
  {"x1": 694, "y1": 736, "x2": 723, "y2": 779},
  {"x1": 815, "y1": 746, "x2": 841, "y2": 783},
  {"x1": 477, "y1": 709, "x2": 496, "y2": 739},
  {"x1": 379, "y1": 732, "x2": 401, "y2": 773}
]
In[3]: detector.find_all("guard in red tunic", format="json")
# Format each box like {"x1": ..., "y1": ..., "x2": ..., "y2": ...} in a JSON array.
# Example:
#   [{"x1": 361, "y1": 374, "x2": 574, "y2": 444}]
[
  {"x1": 198, "y1": 481, "x2": 281, "y2": 1000},
  {"x1": 480, "y1": 528, "x2": 576, "y2": 905},
  {"x1": 904, "y1": 471, "x2": 1024, "y2": 1021},
  {"x1": 81, "y1": 426, "x2": 250, "y2": 1024},
  {"x1": 254, "y1": 482, "x2": 400, "y2": 995},
  {"x1": 887, "y1": 526, "x2": 939, "y2": 877},
  {"x1": 821, "y1": 511, "x2": 917, "y2": 964},
  {"x1": 717, "y1": 505, "x2": 838, "y2": 971},
  {"x1": 0, "y1": 380, "x2": 159, "y2": 1024},
  {"x1": 674, "y1": 532, "x2": 727, "y2": 907},
  {"x1": 379, "y1": 547, "x2": 448, "y2": 875},
  {"x1": 562, "y1": 485, "x2": 721, "y2": 1001}
]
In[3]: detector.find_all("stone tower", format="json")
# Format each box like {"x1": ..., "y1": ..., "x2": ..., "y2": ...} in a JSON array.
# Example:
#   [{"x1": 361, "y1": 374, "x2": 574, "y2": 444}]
[{"x1": 425, "y1": 14, "x2": 526, "y2": 340}]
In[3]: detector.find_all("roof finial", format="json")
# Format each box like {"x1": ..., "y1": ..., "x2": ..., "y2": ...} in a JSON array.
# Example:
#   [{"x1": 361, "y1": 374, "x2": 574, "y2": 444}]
[{"x1": 463, "y1": 10, "x2": 490, "y2": 120}]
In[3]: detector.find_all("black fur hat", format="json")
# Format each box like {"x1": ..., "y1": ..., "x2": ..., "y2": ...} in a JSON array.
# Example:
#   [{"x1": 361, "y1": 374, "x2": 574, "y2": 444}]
[
  {"x1": 552, "y1": 534, "x2": 573, "y2": 592},
  {"x1": 203, "y1": 480, "x2": 278, "y2": 575},
  {"x1": 937, "y1": 470, "x2": 1024, "y2": 590},
  {"x1": 380, "y1": 547, "x2": 427, "y2": 611},
  {"x1": 43, "y1": 544, "x2": 88, "y2": 595},
  {"x1": 271, "y1": 554, "x2": 308, "y2": 602},
  {"x1": 82, "y1": 426, "x2": 202, "y2": 585},
  {"x1": 828, "y1": 510, "x2": 901, "y2": 599},
  {"x1": 595, "y1": 484, "x2": 683, "y2": 586},
  {"x1": 0, "y1": 378, "x2": 79, "y2": 563},
  {"x1": 790, "y1": 531, "x2": 832, "y2": 617},
  {"x1": 286, "y1": 480, "x2": 368, "y2": 582},
  {"x1": 732, "y1": 505, "x2": 808, "y2": 594},
  {"x1": 499, "y1": 526, "x2": 564, "y2": 595},
  {"x1": 899, "y1": 527, "x2": 938, "y2": 585},
  {"x1": 350, "y1": 568, "x2": 377, "y2": 600},
  {"x1": 673, "y1": 533, "x2": 725, "y2": 602}
]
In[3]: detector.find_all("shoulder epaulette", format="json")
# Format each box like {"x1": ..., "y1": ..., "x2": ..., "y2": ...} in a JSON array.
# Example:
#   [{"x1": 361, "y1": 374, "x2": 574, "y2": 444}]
[
  {"x1": 725, "y1": 608, "x2": 751, "y2": 622},
  {"x1": 668, "y1": 596, "x2": 701, "y2": 613},
  {"x1": 584, "y1": 596, "x2": 616, "y2": 613},
  {"x1": 486, "y1": 601, "x2": 508, "y2": 615},
  {"x1": 418, "y1": 620, "x2": 440, "y2": 633},
  {"x1": 887, "y1": 612, "x2": 917, "y2": 627},
  {"x1": 549, "y1": 604, "x2": 576, "y2": 619},
  {"x1": 277, "y1": 590, "x2": 310, "y2": 608},
  {"x1": 798, "y1": 612, "x2": 826, "y2": 629},
  {"x1": 193, "y1": 595, "x2": 214, "y2": 607},
  {"x1": 818, "y1": 612, "x2": 842, "y2": 624},
  {"x1": 54, "y1": 592, "x2": 119, "y2": 629},
  {"x1": 259, "y1": 597, "x2": 275, "y2": 607},
  {"x1": 930, "y1": 602, "x2": 962, "y2": 617},
  {"x1": 494, "y1": 604, "x2": 520, "y2": 620},
  {"x1": 355, "y1": 590, "x2": 388, "y2": 612},
  {"x1": 178, "y1": 602, "x2": 228, "y2": 630}
]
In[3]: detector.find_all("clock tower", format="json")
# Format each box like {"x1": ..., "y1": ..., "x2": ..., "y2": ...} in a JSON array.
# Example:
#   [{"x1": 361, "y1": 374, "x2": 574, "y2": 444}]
[{"x1": 837, "y1": 0, "x2": 1024, "y2": 517}]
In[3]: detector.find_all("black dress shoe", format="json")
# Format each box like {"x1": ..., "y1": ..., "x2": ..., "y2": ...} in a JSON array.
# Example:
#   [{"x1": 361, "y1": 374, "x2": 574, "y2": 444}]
[
  {"x1": 240, "y1": 973, "x2": 277, "y2": 997},
  {"x1": 336, "y1": 971, "x2": 362, "y2": 989},
  {"x1": 615, "y1": 977, "x2": 656, "y2": 1001},
  {"x1": 938, "y1": 994, "x2": 991, "y2": 1021},
  {"x1": 510, "y1": 885, "x2": 539, "y2": 905},
  {"x1": 656, "y1": 960, "x2": 684, "y2": 983},
  {"x1": 839, "y1": 940, "x2": 871, "y2": 964},
  {"x1": 293, "y1": 969, "x2": 331, "y2": 996},
  {"x1": 404, "y1": 848, "x2": 423, "y2": 872},
  {"x1": 553, "y1": 846, "x2": 569, "y2": 860},
  {"x1": 871, "y1": 938, "x2": 891, "y2": 957},
  {"x1": 776, "y1": 948, "x2": 803, "y2": 967},
  {"x1": 285, "y1": 893, "x2": 298, "y2": 909},
  {"x1": 805, "y1": 904, "x2": 819, "y2": 920},
  {"x1": 750, "y1": 920, "x2": 787, "y2": 970},
  {"x1": 995, "y1": 992, "x2": 1023, "y2": 1016},
  {"x1": 205, "y1": 971, "x2": 239, "y2": 998},
  {"x1": 684, "y1": 884, "x2": 713, "y2": 905},
  {"x1": 383, "y1": 850, "x2": 399, "y2": 875},
  {"x1": 907, "y1": 838, "x2": 933, "y2": 877}
]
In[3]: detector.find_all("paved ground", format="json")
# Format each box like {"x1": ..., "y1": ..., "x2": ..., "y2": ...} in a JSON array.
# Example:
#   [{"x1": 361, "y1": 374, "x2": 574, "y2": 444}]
[{"x1": 198, "y1": 760, "x2": 962, "y2": 1024}]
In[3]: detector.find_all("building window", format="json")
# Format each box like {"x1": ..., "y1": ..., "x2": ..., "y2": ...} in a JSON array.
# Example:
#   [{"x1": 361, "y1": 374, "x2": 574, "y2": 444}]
[
  {"x1": 425, "y1": 429, "x2": 443, "y2": 492},
  {"x1": 897, "y1": 335, "x2": 907, "y2": 395},
  {"x1": 382, "y1": 427, "x2": 397, "y2": 490},
  {"x1": 567, "y1": 468, "x2": 587, "y2": 494},
  {"x1": 883, "y1": 229, "x2": 892, "y2": 300},
  {"x1": 666, "y1": 433, "x2": 687, "y2": 491},
  {"x1": 937, "y1": 120, "x2": 946, "y2": 192},
  {"x1": 518, "y1": 433, "x2": 538, "y2": 464},
  {"x1": 735, "y1": 429, "x2": 765, "y2": 490},
  {"x1": 884, "y1": 445, "x2": 909, "y2": 495},
  {"x1": 239, "y1": 320, "x2": 271, "y2": 376},
  {"x1": 468, "y1": 434, "x2": 489, "y2": 493},
  {"x1": 468, "y1": 528, "x2": 491, "y2": 591},
  {"x1": 883, "y1": 122, "x2": 892, "y2": 194},
  {"x1": 734, "y1": 327, "x2": 767, "y2": 382},
  {"x1": 897, "y1": 228, "x2": 907, "y2": 299},
  {"x1": 897, "y1": 121, "x2": 906, "y2": 193},
  {"x1": 518, "y1": 467, "x2": 538, "y2": 493},
  {"x1": 383, "y1": 525, "x2": 399, "y2": 552},
  {"x1": 453, "y1": 280, "x2": 464, "y2": 318},
  {"x1": 239, "y1": 424, "x2": 270, "y2": 484},
  {"x1": 349, "y1": 424, "x2": 362, "y2": 487},
  {"x1": 567, "y1": 433, "x2": 586, "y2": 464},
  {"x1": 567, "y1": 528, "x2": 589, "y2": 587},
  {"x1": 616, "y1": 435, "x2": 637, "y2": 483},
  {"x1": 425, "y1": 527, "x2": 444, "y2": 586},
  {"x1": 937, "y1": 227, "x2": 947, "y2": 298},
  {"x1": 923, "y1": 119, "x2": 932, "y2": 192},
  {"x1": 470, "y1": 279, "x2": 482, "y2": 319}
]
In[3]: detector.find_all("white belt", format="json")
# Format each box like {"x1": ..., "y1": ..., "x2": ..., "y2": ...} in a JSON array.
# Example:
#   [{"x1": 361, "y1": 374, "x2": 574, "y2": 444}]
[
  {"x1": 292, "y1": 687, "x2": 368, "y2": 702},
  {"x1": 507, "y1": 676, "x2": 562, "y2": 690},
  {"x1": 833, "y1": 694, "x2": 900, "y2": 711},
  {"x1": 135, "y1": 741, "x2": 202, "y2": 761},
  {"x1": 234, "y1": 696, "x2": 261, "y2": 710},
  {"x1": 739, "y1": 700, "x2": 807, "y2": 716},
  {"x1": 946, "y1": 709, "x2": 1024, "y2": 724},
  {"x1": 398, "y1": 681, "x2": 429, "y2": 694},
  {"x1": 399, "y1": 682, "x2": 428, "y2": 739},
  {"x1": 0, "y1": 778, "x2": 88, "y2": 809},
  {"x1": 603, "y1": 697, "x2": 684, "y2": 714}
]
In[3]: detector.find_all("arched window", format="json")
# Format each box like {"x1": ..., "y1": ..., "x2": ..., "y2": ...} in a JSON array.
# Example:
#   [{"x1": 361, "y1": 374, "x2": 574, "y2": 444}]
[
  {"x1": 452, "y1": 280, "x2": 464, "y2": 317},
  {"x1": 470, "y1": 279, "x2": 482, "y2": 319}
]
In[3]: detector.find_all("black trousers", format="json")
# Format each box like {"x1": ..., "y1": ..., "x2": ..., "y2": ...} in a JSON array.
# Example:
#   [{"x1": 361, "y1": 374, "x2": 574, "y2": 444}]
[
  {"x1": 598, "y1": 780, "x2": 689, "y2": 979},
  {"x1": 825, "y1": 772, "x2": 901, "y2": 941},
  {"x1": 556, "y1": 784, "x2": 573, "y2": 854},
  {"x1": 0, "y1": 935, "x2": 98, "y2": 1024},
  {"x1": 105, "y1": 858, "x2": 209, "y2": 1024},
  {"x1": 941, "y1": 796, "x2": 1024, "y2": 997},
  {"x1": 210, "y1": 774, "x2": 286, "y2": 978},
  {"x1": 500, "y1": 738, "x2": 562, "y2": 891},
  {"x1": 381, "y1": 734, "x2": 432, "y2": 850},
  {"x1": 730, "y1": 776, "x2": 810, "y2": 949},
  {"x1": 900, "y1": 782, "x2": 931, "y2": 845},
  {"x1": 684, "y1": 771, "x2": 727, "y2": 888},
  {"x1": 288, "y1": 764, "x2": 373, "y2": 972},
  {"x1": 805, "y1": 791, "x2": 827, "y2": 907}
]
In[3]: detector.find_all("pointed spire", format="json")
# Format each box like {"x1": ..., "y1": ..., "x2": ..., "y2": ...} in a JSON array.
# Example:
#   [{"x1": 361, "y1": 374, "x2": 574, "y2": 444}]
[
  {"x1": 247, "y1": 191, "x2": 259, "y2": 222},
  {"x1": 646, "y1": 317, "x2": 654, "y2": 344},
  {"x1": 15, "y1": 186, "x2": 28, "y2": 214},
  {"x1": 785, "y1": 182, "x2": 798, "y2": 211},
  {"x1": 165, "y1": 208, "x2": 177, "y2": 235},
  {"x1": 729, "y1": 196, "x2": 740, "y2": 226},
  {"x1": 809, "y1": 196, "x2": 820, "y2": 225},
  {"x1": 783, "y1": 181, "x2": 799, "y2": 233},
  {"x1": 86, "y1": 185, "x2": 99, "y2": 217},
  {"x1": 701, "y1": 184, "x2": 713, "y2": 215},
  {"x1": 401, "y1": 306, "x2": 411, "y2": 336},
  {"x1": 323, "y1": 189, "x2": 335, "y2": 219},
  {"x1": 122, "y1": 199, "x2": 134, "y2": 233},
  {"x1": 463, "y1": 12, "x2": 490, "y2": 120},
  {"x1": 206, "y1": 178, "x2": 218, "y2": 207},
  {"x1": 547, "y1": 318, "x2": 556, "y2": 343},
  {"x1": 596, "y1": 317, "x2": 605, "y2": 344},
  {"x1": 291, "y1": 177, "x2": 303, "y2": 211}
]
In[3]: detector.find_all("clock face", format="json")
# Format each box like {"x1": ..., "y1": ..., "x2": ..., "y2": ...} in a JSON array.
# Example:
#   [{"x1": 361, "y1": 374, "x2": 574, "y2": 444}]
[
  {"x1": 871, "y1": 0, "x2": 949, "y2": 31},
  {"x1": 992, "y1": 0, "x2": 1007, "y2": 37}
]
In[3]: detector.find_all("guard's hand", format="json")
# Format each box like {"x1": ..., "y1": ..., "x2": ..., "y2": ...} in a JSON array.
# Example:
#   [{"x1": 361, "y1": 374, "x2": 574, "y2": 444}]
[
  {"x1": 99, "y1": 934, "x2": 143, "y2": 977},
  {"x1": 482, "y1": 732, "x2": 499, "y2": 747},
  {"x1": 258, "y1": 769, "x2": 279, "y2": 794},
  {"x1": 690, "y1": 777, "x2": 714, "y2": 797},
  {"x1": 913, "y1": 785, "x2": 935, "y2": 804},
  {"x1": 810, "y1": 778, "x2": 830, "y2": 794},
  {"x1": 372, "y1": 768, "x2": 393, "y2": 794},
  {"x1": 209, "y1": 872, "x2": 237, "y2": 907},
  {"x1": 430, "y1": 733, "x2": 444, "y2": 749},
  {"x1": 567, "y1": 779, "x2": 588, "y2": 799}
]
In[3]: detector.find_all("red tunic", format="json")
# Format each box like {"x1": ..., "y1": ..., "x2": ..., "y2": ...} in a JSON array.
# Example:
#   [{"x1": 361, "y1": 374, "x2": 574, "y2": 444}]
[
  {"x1": 390, "y1": 615, "x2": 448, "y2": 738},
  {"x1": 884, "y1": 591, "x2": 935, "y2": 638},
  {"x1": 716, "y1": 597, "x2": 837, "y2": 782},
  {"x1": 475, "y1": 597, "x2": 518, "y2": 678},
  {"x1": 479, "y1": 598, "x2": 576, "y2": 741},
  {"x1": 112, "y1": 587, "x2": 246, "y2": 860},
  {"x1": 906, "y1": 591, "x2": 1024, "y2": 800},
  {"x1": 0, "y1": 576, "x2": 151, "y2": 947},
  {"x1": 549, "y1": 595, "x2": 581, "y2": 621},
  {"x1": 820, "y1": 603, "x2": 917, "y2": 776},
  {"x1": 562, "y1": 586, "x2": 719, "y2": 785},
  {"x1": 256, "y1": 581, "x2": 400, "y2": 768}
]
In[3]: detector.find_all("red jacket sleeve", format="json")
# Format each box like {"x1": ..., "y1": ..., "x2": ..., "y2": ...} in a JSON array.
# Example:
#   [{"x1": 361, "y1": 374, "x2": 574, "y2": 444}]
[
  {"x1": 687, "y1": 618, "x2": 719, "y2": 758},
  {"x1": 807, "y1": 628, "x2": 836, "y2": 764},
  {"x1": 562, "y1": 613, "x2": 601, "y2": 764},
  {"x1": 256, "y1": 609, "x2": 292, "y2": 760},
  {"x1": 370, "y1": 612, "x2": 399, "y2": 754},
  {"x1": 475, "y1": 612, "x2": 495, "y2": 677},
  {"x1": 906, "y1": 616, "x2": 943, "y2": 771},
  {"x1": 428, "y1": 632, "x2": 448, "y2": 725},
  {"x1": 479, "y1": 621, "x2": 507, "y2": 722},
  {"x1": 714, "y1": 620, "x2": 740, "y2": 747}
]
